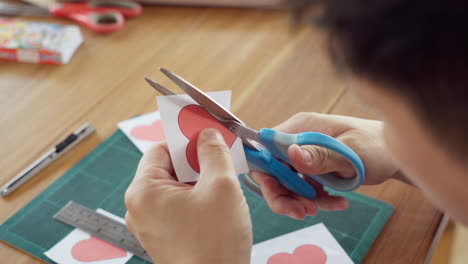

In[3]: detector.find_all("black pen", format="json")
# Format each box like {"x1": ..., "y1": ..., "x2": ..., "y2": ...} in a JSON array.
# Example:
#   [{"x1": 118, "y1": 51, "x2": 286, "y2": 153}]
[{"x1": 0, "y1": 124, "x2": 95, "y2": 197}]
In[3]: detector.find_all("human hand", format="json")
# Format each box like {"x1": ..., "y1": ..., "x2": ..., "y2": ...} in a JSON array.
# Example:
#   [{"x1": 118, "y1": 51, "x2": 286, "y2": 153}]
[
  {"x1": 251, "y1": 112, "x2": 400, "y2": 220},
  {"x1": 125, "y1": 128, "x2": 252, "y2": 264}
]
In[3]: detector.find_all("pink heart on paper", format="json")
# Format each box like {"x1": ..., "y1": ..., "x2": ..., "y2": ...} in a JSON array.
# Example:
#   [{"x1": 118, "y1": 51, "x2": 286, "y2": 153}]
[
  {"x1": 71, "y1": 236, "x2": 127, "y2": 262},
  {"x1": 178, "y1": 104, "x2": 237, "y2": 173},
  {"x1": 267, "y1": 244, "x2": 327, "y2": 264},
  {"x1": 130, "y1": 119, "x2": 166, "y2": 142}
]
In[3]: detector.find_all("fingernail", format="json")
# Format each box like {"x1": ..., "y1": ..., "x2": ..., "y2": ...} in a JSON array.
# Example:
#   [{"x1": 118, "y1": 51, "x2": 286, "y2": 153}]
[
  {"x1": 331, "y1": 202, "x2": 348, "y2": 211},
  {"x1": 331, "y1": 205, "x2": 346, "y2": 211},
  {"x1": 201, "y1": 128, "x2": 224, "y2": 142},
  {"x1": 286, "y1": 210, "x2": 298, "y2": 220}
]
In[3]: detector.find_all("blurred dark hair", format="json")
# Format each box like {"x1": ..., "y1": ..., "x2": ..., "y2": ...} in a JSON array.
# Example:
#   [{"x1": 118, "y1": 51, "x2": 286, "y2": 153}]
[{"x1": 290, "y1": 0, "x2": 468, "y2": 159}]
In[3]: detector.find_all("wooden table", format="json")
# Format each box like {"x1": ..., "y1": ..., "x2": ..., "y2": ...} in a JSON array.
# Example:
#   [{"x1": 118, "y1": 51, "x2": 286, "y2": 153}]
[{"x1": 0, "y1": 6, "x2": 442, "y2": 264}]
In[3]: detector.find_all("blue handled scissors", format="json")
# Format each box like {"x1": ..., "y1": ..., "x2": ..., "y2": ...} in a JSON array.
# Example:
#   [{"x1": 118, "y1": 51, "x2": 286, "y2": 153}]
[{"x1": 145, "y1": 68, "x2": 365, "y2": 200}]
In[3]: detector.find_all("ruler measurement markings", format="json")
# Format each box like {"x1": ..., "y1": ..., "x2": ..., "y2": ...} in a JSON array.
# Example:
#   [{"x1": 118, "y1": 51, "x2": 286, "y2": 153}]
[{"x1": 53, "y1": 201, "x2": 153, "y2": 263}]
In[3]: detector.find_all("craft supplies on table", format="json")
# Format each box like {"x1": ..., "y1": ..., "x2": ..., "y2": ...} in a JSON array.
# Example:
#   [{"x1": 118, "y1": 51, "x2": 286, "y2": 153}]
[
  {"x1": 138, "y1": 0, "x2": 284, "y2": 8},
  {"x1": 52, "y1": 201, "x2": 151, "y2": 262},
  {"x1": 0, "y1": 124, "x2": 95, "y2": 197},
  {"x1": 0, "y1": 1, "x2": 143, "y2": 34},
  {"x1": 0, "y1": 19, "x2": 82, "y2": 64},
  {"x1": 117, "y1": 111, "x2": 166, "y2": 154},
  {"x1": 0, "y1": 129, "x2": 393, "y2": 263},
  {"x1": 45, "y1": 207, "x2": 134, "y2": 264}
]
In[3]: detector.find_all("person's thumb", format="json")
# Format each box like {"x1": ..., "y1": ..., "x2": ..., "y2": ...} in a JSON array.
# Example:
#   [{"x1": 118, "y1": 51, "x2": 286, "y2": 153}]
[
  {"x1": 195, "y1": 128, "x2": 237, "y2": 191},
  {"x1": 288, "y1": 144, "x2": 356, "y2": 178}
]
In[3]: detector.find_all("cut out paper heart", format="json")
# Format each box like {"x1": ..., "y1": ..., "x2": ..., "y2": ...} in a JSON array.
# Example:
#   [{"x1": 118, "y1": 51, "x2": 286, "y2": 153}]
[
  {"x1": 71, "y1": 236, "x2": 127, "y2": 262},
  {"x1": 178, "y1": 104, "x2": 237, "y2": 173},
  {"x1": 130, "y1": 119, "x2": 166, "y2": 142},
  {"x1": 267, "y1": 244, "x2": 327, "y2": 264}
]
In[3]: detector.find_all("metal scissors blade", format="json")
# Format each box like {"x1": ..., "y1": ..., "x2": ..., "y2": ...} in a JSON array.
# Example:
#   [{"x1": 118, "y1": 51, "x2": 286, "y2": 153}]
[
  {"x1": 221, "y1": 120, "x2": 261, "y2": 145},
  {"x1": 159, "y1": 68, "x2": 244, "y2": 124},
  {"x1": 144, "y1": 77, "x2": 176, "y2": 96},
  {"x1": 0, "y1": 3, "x2": 50, "y2": 16},
  {"x1": 145, "y1": 70, "x2": 259, "y2": 150}
]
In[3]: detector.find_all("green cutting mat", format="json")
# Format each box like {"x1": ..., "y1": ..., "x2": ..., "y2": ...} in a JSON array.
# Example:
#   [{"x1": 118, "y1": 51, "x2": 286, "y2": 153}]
[{"x1": 0, "y1": 130, "x2": 393, "y2": 264}]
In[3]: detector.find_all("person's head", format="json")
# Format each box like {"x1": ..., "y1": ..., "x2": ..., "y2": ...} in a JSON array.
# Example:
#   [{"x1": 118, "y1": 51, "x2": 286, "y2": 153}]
[{"x1": 294, "y1": 0, "x2": 468, "y2": 224}]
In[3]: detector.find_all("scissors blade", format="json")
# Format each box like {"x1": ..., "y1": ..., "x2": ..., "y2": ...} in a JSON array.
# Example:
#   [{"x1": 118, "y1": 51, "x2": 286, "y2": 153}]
[
  {"x1": 221, "y1": 120, "x2": 260, "y2": 142},
  {"x1": 0, "y1": 3, "x2": 50, "y2": 16},
  {"x1": 145, "y1": 77, "x2": 177, "y2": 96},
  {"x1": 221, "y1": 120, "x2": 260, "y2": 150},
  {"x1": 159, "y1": 68, "x2": 244, "y2": 124}
]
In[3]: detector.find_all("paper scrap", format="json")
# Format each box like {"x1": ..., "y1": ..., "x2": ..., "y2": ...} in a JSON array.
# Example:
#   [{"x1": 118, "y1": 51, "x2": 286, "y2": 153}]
[
  {"x1": 251, "y1": 223, "x2": 354, "y2": 264},
  {"x1": 44, "y1": 209, "x2": 133, "y2": 264},
  {"x1": 118, "y1": 111, "x2": 166, "y2": 153},
  {"x1": 157, "y1": 91, "x2": 249, "y2": 183}
]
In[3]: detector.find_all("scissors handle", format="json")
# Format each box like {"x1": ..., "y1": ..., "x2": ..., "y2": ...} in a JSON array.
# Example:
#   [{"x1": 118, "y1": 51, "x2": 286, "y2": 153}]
[
  {"x1": 87, "y1": 1, "x2": 142, "y2": 18},
  {"x1": 243, "y1": 146, "x2": 317, "y2": 199},
  {"x1": 50, "y1": 1, "x2": 142, "y2": 34},
  {"x1": 259, "y1": 128, "x2": 365, "y2": 192}
]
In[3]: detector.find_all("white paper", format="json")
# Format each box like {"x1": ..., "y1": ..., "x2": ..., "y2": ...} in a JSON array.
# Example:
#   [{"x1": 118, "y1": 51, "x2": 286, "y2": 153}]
[
  {"x1": 44, "y1": 209, "x2": 133, "y2": 264},
  {"x1": 157, "y1": 91, "x2": 249, "y2": 183},
  {"x1": 251, "y1": 223, "x2": 354, "y2": 264},
  {"x1": 118, "y1": 111, "x2": 165, "y2": 153}
]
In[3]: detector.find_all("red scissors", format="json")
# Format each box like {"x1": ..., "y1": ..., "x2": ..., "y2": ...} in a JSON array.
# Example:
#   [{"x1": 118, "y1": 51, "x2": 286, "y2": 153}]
[{"x1": 49, "y1": 1, "x2": 143, "y2": 34}]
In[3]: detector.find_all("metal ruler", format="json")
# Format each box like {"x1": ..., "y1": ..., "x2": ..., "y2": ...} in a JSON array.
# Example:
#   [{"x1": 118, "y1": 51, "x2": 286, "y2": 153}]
[{"x1": 53, "y1": 201, "x2": 153, "y2": 263}]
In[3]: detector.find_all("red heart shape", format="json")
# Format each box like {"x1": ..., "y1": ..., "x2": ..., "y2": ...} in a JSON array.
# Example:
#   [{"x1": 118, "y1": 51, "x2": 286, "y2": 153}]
[
  {"x1": 267, "y1": 244, "x2": 327, "y2": 264},
  {"x1": 130, "y1": 119, "x2": 166, "y2": 142},
  {"x1": 178, "y1": 104, "x2": 237, "y2": 173},
  {"x1": 71, "y1": 236, "x2": 127, "y2": 262}
]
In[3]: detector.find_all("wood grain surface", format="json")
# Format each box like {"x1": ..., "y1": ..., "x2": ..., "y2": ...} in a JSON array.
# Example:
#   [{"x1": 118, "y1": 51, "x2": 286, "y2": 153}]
[{"x1": 0, "y1": 6, "x2": 441, "y2": 264}]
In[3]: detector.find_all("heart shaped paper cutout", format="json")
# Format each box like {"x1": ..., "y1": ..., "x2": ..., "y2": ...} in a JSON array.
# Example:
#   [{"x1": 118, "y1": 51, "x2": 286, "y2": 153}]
[
  {"x1": 130, "y1": 119, "x2": 166, "y2": 142},
  {"x1": 267, "y1": 244, "x2": 327, "y2": 264},
  {"x1": 71, "y1": 236, "x2": 127, "y2": 262},
  {"x1": 178, "y1": 104, "x2": 237, "y2": 173}
]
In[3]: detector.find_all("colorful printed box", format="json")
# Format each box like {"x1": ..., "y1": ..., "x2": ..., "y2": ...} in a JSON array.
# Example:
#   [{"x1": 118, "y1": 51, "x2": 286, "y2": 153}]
[{"x1": 0, "y1": 19, "x2": 83, "y2": 65}]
